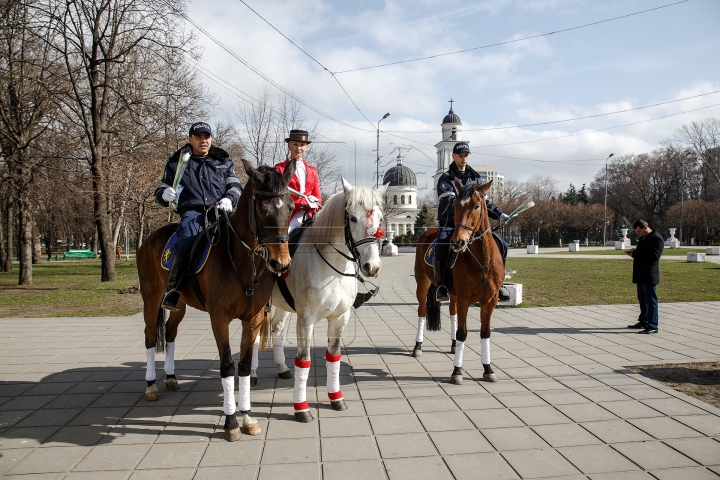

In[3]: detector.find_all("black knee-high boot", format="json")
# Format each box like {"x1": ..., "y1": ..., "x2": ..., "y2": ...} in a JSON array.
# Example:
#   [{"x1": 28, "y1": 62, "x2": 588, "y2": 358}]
[{"x1": 162, "y1": 255, "x2": 189, "y2": 311}]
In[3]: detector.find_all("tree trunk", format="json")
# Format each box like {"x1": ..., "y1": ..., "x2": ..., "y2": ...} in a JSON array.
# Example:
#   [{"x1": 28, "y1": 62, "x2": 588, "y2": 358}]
[
  {"x1": 4, "y1": 203, "x2": 13, "y2": 272},
  {"x1": 0, "y1": 201, "x2": 6, "y2": 268},
  {"x1": 32, "y1": 224, "x2": 43, "y2": 264},
  {"x1": 91, "y1": 156, "x2": 115, "y2": 281},
  {"x1": 17, "y1": 198, "x2": 33, "y2": 285},
  {"x1": 136, "y1": 203, "x2": 145, "y2": 250}
]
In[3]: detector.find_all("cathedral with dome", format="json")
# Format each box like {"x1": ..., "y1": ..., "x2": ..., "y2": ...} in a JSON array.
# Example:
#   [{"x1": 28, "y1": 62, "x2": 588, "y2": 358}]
[
  {"x1": 381, "y1": 103, "x2": 504, "y2": 238},
  {"x1": 382, "y1": 152, "x2": 420, "y2": 238}
]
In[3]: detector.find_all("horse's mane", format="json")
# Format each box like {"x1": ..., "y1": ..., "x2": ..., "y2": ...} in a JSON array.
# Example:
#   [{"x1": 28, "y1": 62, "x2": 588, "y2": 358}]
[
  {"x1": 302, "y1": 184, "x2": 380, "y2": 245},
  {"x1": 459, "y1": 183, "x2": 480, "y2": 203},
  {"x1": 256, "y1": 165, "x2": 286, "y2": 192}
]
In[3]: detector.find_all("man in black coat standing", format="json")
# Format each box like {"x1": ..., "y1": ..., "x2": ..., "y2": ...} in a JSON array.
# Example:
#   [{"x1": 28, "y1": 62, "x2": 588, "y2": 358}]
[{"x1": 626, "y1": 219, "x2": 664, "y2": 334}]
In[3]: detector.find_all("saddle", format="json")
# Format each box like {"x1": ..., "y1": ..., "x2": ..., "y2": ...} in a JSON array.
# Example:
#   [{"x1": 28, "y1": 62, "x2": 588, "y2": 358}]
[
  {"x1": 161, "y1": 225, "x2": 218, "y2": 275},
  {"x1": 424, "y1": 232, "x2": 506, "y2": 268}
]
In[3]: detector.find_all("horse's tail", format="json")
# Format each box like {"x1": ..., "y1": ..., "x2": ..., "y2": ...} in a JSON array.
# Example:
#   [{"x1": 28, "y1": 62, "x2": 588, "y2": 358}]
[
  {"x1": 259, "y1": 305, "x2": 272, "y2": 352},
  {"x1": 155, "y1": 308, "x2": 166, "y2": 353},
  {"x1": 426, "y1": 285, "x2": 442, "y2": 331}
]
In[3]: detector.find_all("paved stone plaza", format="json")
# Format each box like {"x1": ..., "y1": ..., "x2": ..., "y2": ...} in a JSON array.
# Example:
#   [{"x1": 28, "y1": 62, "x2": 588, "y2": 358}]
[{"x1": 1, "y1": 253, "x2": 720, "y2": 479}]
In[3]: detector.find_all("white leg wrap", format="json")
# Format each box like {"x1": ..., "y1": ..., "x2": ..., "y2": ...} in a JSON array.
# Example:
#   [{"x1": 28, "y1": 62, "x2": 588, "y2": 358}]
[
  {"x1": 481, "y1": 337, "x2": 491, "y2": 365},
  {"x1": 293, "y1": 358, "x2": 311, "y2": 411},
  {"x1": 164, "y1": 342, "x2": 175, "y2": 376},
  {"x1": 450, "y1": 315, "x2": 458, "y2": 341},
  {"x1": 222, "y1": 376, "x2": 236, "y2": 416},
  {"x1": 326, "y1": 351, "x2": 342, "y2": 401},
  {"x1": 251, "y1": 335, "x2": 259, "y2": 371},
  {"x1": 238, "y1": 375, "x2": 251, "y2": 412},
  {"x1": 145, "y1": 348, "x2": 156, "y2": 382},
  {"x1": 453, "y1": 341, "x2": 465, "y2": 368},
  {"x1": 273, "y1": 330, "x2": 285, "y2": 365},
  {"x1": 415, "y1": 317, "x2": 425, "y2": 343}
]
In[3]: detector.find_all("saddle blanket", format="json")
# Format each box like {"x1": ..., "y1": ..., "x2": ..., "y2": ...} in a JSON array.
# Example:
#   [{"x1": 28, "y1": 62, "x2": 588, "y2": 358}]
[
  {"x1": 423, "y1": 240, "x2": 458, "y2": 269},
  {"x1": 161, "y1": 230, "x2": 217, "y2": 274}
]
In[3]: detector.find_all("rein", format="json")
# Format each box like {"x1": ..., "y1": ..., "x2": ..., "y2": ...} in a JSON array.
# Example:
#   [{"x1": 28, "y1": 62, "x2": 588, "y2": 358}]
[
  {"x1": 454, "y1": 198, "x2": 495, "y2": 302},
  {"x1": 221, "y1": 186, "x2": 290, "y2": 317}
]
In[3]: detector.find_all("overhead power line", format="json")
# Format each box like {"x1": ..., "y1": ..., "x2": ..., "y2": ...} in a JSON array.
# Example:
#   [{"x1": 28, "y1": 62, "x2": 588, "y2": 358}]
[
  {"x1": 237, "y1": 0, "x2": 377, "y2": 130},
  {"x1": 386, "y1": 89, "x2": 720, "y2": 133},
  {"x1": 165, "y1": 2, "x2": 374, "y2": 133},
  {"x1": 333, "y1": 0, "x2": 690, "y2": 74}
]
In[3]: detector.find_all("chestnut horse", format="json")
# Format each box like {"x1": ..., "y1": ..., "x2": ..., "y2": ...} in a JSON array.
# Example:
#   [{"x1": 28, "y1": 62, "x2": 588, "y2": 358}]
[
  {"x1": 414, "y1": 179, "x2": 503, "y2": 384},
  {"x1": 136, "y1": 159, "x2": 296, "y2": 441}
]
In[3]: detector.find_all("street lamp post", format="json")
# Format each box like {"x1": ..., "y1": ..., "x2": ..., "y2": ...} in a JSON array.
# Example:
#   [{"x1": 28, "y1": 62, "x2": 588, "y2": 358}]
[
  {"x1": 376, "y1": 113, "x2": 391, "y2": 188},
  {"x1": 603, "y1": 153, "x2": 614, "y2": 246},
  {"x1": 680, "y1": 157, "x2": 686, "y2": 245}
]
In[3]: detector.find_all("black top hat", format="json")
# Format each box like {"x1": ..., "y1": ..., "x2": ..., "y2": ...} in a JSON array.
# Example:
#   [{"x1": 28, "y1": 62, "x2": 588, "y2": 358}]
[{"x1": 285, "y1": 129, "x2": 311, "y2": 144}]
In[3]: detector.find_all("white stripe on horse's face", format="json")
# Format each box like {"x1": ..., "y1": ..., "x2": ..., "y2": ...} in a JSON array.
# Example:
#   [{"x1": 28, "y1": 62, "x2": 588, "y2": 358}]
[{"x1": 276, "y1": 199, "x2": 283, "y2": 209}]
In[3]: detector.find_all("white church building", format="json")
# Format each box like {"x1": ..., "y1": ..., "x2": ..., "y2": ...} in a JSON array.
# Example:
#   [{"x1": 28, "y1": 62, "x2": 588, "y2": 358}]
[{"x1": 382, "y1": 153, "x2": 420, "y2": 237}]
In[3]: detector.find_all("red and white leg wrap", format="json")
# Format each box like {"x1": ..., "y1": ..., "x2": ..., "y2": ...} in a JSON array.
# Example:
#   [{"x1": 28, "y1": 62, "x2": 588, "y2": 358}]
[
  {"x1": 415, "y1": 317, "x2": 425, "y2": 343},
  {"x1": 325, "y1": 350, "x2": 343, "y2": 401},
  {"x1": 145, "y1": 348, "x2": 156, "y2": 382},
  {"x1": 293, "y1": 358, "x2": 311, "y2": 412},
  {"x1": 450, "y1": 315, "x2": 458, "y2": 341}
]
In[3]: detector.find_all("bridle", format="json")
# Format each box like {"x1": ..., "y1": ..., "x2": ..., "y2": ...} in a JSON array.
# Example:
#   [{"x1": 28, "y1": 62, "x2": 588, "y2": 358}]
[
  {"x1": 315, "y1": 205, "x2": 383, "y2": 288},
  {"x1": 455, "y1": 196, "x2": 492, "y2": 246},
  {"x1": 222, "y1": 182, "x2": 292, "y2": 316},
  {"x1": 454, "y1": 193, "x2": 495, "y2": 301}
]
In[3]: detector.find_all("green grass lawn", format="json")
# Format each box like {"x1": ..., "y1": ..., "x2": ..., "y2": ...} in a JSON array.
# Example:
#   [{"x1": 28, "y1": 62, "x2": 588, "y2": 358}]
[
  {"x1": 0, "y1": 260, "x2": 142, "y2": 318},
  {"x1": 556, "y1": 248, "x2": 712, "y2": 256},
  {"x1": 507, "y1": 257, "x2": 720, "y2": 308}
]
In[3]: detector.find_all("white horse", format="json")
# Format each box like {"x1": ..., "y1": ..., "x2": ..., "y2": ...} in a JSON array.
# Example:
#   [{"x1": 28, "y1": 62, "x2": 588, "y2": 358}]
[{"x1": 256, "y1": 177, "x2": 386, "y2": 422}]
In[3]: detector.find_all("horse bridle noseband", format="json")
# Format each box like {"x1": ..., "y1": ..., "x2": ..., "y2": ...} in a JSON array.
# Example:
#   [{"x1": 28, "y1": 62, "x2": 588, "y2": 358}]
[
  {"x1": 454, "y1": 194, "x2": 496, "y2": 302},
  {"x1": 455, "y1": 199, "x2": 492, "y2": 246}
]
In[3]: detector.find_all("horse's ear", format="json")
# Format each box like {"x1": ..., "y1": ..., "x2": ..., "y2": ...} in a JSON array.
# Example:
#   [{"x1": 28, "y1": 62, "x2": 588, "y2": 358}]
[
  {"x1": 241, "y1": 158, "x2": 263, "y2": 184},
  {"x1": 479, "y1": 180, "x2": 493, "y2": 195},
  {"x1": 342, "y1": 175, "x2": 353, "y2": 195},
  {"x1": 453, "y1": 178, "x2": 463, "y2": 191},
  {"x1": 376, "y1": 182, "x2": 389, "y2": 198},
  {"x1": 282, "y1": 159, "x2": 297, "y2": 184}
]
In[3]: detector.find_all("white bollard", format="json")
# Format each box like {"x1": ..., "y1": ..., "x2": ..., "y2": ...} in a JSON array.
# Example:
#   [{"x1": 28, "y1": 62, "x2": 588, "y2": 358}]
[{"x1": 687, "y1": 252, "x2": 706, "y2": 262}]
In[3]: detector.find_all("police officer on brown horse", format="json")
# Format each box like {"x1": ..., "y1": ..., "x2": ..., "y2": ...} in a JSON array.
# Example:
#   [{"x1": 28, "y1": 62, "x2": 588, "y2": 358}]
[
  {"x1": 435, "y1": 141, "x2": 511, "y2": 302},
  {"x1": 156, "y1": 122, "x2": 243, "y2": 310}
]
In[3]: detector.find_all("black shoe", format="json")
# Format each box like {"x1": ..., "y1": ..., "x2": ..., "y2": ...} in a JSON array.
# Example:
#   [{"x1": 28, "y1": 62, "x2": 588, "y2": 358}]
[
  {"x1": 627, "y1": 322, "x2": 647, "y2": 329},
  {"x1": 638, "y1": 328, "x2": 658, "y2": 334},
  {"x1": 162, "y1": 290, "x2": 181, "y2": 311},
  {"x1": 498, "y1": 286, "x2": 511, "y2": 302},
  {"x1": 436, "y1": 285, "x2": 449, "y2": 302},
  {"x1": 353, "y1": 290, "x2": 375, "y2": 309}
]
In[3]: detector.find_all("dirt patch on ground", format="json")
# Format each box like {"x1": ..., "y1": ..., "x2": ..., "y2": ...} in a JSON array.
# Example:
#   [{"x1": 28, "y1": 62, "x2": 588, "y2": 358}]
[{"x1": 626, "y1": 361, "x2": 720, "y2": 409}]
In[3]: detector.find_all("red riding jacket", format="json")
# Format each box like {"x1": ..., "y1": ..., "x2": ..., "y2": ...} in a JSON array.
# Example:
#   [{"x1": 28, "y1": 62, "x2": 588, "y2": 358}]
[{"x1": 274, "y1": 158, "x2": 322, "y2": 218}]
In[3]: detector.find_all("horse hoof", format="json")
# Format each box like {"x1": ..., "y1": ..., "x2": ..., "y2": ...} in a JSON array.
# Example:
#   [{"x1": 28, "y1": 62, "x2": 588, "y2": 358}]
[
  {"x1": 294, "y1": 411, "x2": 314, "y2": 423},
  {"x1": 330, "y1": 399, "x2": 347, "y2": 411},
  {"x1": 483, "y1": 373, "x2": 497, "y2": 382},
  {"x1": 278, "y1": 370, "x2": 293, "y2": 380},
  {"x1": 224, "y1": 427, "x2": 242, "y2": 442},
  {"x1": 411, "y1": 348, "x2": 422, "y2": 358},
  {"x1": 242, "y1": 419, "x2": 262, "y2": 436},
  {"x1": 144, "y1": 384, "x2": 158, "y2": 401},
  {"x1": 450, "y1": 374, "x2": 463, "y2": 385},
  {"x1": 250, "y1": 377, "x2": 257, "y2": 387},
  {"x1": 165, "y1": 377, "x2": 179, "y2": 391}
]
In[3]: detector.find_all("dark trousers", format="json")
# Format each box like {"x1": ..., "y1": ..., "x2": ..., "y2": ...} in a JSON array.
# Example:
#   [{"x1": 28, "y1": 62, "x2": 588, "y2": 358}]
[
  {"x1": 174, "y1": 210, "x2": 204, "y2": 260},
  {"x1": 636, "y1": 283, "x2": 659, "y2": 330}
]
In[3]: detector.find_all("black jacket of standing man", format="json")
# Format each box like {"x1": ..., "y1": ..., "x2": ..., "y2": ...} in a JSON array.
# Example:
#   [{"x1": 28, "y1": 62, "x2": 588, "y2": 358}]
[{"x1": 627, "y1": 219, "x2": 664, "y2": 333}]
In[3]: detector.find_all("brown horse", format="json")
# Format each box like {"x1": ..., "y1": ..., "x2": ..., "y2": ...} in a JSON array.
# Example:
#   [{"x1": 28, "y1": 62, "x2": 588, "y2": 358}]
[
  {"x1": 414, "y1": 179, "x2": 503, "y2": 384},
  {"x1": 136, "y1": 159, "x2": 296, "y2": 441}
]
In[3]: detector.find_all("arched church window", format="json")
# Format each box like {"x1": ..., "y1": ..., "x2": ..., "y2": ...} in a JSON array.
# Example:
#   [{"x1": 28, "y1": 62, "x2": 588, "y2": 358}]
[
  {"x1": 401, "y1": 195, "x2": 405, "y2": 204},
  {"x1": 408, "y1": 195, "x2": 412, "y2": 204},
  {"x1": 393, "y1": 195, "x2": 397, "y2": 204}
]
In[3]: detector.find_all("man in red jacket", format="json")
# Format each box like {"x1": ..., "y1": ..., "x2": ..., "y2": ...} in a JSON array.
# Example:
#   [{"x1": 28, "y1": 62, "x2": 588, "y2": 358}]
[{"x1": 274, "y1": 129, "x2": 321, "y2": 232}]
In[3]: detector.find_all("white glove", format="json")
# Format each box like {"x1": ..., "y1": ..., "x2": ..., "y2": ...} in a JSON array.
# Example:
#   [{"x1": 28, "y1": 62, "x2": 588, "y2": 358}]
[
  {"x1": 500, "y1": 213, "x2": 511, "y2": 222},
  {"x1": 162, "y1": 187, "x2": 176, "y2": 203},
  {"x1": 218, "y1": 198, "x2": 233, "y2": 212},
  {"x1": 307, "y1": 195, "x2": 319, "y2": 209}
]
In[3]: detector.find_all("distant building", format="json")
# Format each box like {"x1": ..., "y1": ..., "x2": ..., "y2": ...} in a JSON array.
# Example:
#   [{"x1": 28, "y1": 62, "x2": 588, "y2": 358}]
[
  {"x1": 432, "y1": 104, "x2": 504, "y2": 203},
  {"x1": 382, "y1": 153, "x2": 420, "y2": 236}
]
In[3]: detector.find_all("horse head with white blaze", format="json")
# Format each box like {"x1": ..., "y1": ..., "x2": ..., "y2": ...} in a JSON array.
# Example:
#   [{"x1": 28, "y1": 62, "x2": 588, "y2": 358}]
[
  {"x1": 451, "y1": 178, "x2": 493, "y2": 254},
  {"x1": 341, "y1": 177, "x2": 386, "y2": 277}
]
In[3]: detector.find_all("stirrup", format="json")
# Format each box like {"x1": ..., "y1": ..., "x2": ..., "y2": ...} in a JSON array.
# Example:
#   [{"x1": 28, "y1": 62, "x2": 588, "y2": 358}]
[
  {"x1": 353, "y1": 287, "x2": 379, "y2": 309},
  {"x1": 436, "y1": 285, "x2": 449, "y2": 302},
  {"x1": 162, "y1": 290, "x2": 181, "y2": 311},
  {"x1": 498, "y1": 286, "x2": 511, "y2": 302}
]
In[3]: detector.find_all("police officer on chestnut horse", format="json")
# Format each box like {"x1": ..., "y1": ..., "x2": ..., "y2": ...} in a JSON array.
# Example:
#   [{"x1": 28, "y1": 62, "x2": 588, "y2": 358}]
[
  {"x1": 156, "y1": 122, "x2": 243, "y2": 310},
  {"x1": 435, "y1": 141, "x2": 511, "y2": 303}
]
